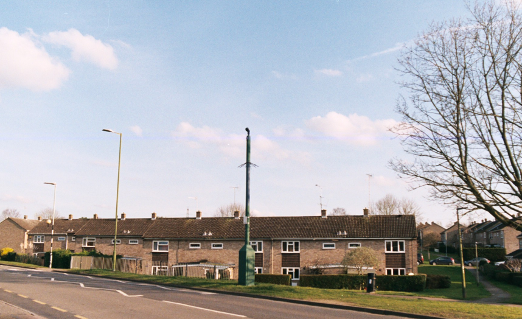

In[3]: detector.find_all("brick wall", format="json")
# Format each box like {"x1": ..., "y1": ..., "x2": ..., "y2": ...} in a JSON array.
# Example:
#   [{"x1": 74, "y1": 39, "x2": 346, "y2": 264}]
[{"x1": 0, "y1": 220, "x2": 27, "y2": 254}]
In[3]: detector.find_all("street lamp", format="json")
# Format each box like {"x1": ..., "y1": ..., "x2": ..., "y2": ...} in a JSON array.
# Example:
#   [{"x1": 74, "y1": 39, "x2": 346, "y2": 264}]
[
  {"x1": 103, "y1": 128, "x2": 122, "y2": 272},
  {"x1": 44, "y1": 182, "x2": 56, "y2": 269}
]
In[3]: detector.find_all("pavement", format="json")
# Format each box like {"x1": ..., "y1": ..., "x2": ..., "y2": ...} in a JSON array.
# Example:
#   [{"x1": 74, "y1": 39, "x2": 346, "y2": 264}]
[{"x1": 0, "y1": 301, "x2": 44, "y2": 319}]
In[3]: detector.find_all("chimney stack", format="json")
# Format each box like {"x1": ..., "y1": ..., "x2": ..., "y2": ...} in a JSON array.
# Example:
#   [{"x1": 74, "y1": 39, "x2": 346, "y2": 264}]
[
  {"x1": 321, "y1": 209, "x2": 327, "y2": 219},
  {"x1": 234, "y1": 210, "x2": 240, "y2": 219},
  {"x1": 38, "y1": 216, "x2": 42, "y2": 221},
  {"x1": 151, "y1": 212, "x2": 156, "y2": 220},
  {"x1": 93, "y1": 214, "x2": 98, "y2": 219},
  {"x1": 196, "y1": 211, "x2": 202, "y2": 219},
  {"x1": 24, "y1": 215, "x2": 27, "y2": 220},
  {"x1": 363, "y1": 208, "x2": 369, "y2": 218},
  {"x1": 121, "y1": 213, "x2": 126, "y2": 220},
  {"x1": 69, "y1": 214, "x2": 73, "y2": 220}
]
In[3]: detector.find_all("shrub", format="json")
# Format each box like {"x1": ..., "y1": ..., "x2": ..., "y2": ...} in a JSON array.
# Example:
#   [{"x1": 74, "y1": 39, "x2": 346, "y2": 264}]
[
  {"x1": 0, "y1": 247, "x2": 14, "y2": 260},
  {"x1": 44, "y1": 249, "x2": 72, "y2": 268},
  {"x1": 376, "y1": 275, "x2": 426, "y2": 292},
  {"x1": 426, "y1": 274, "x2": 451, "y2": 289},
  {"x1": 300, "y1": 275, "x2": 366, "y2": 290},
  {"x1": 462, "y1": 248, "x2": 505, "y2": 262},
  {"x1": 15, "y1": 254, "x2": 43, "y2": 266},
  {"x1": 255, "y1": 274, "x2": 291, "y2": 286}
]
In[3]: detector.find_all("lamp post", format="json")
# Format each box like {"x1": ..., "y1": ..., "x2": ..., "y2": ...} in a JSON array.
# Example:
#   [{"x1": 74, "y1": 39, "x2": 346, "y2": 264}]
[
  {"x1": 103, "y1": 128, "x2": 122, "y2": 272},
  {"x1": 457, "y1": 207, "x2": 466, "y2": 299},
  {"x1": 475, "y1": 242, "x2": 479, "y2": 284},
  {"x1": 44, "y1": 182, "x2": 56, "y2": 269}
]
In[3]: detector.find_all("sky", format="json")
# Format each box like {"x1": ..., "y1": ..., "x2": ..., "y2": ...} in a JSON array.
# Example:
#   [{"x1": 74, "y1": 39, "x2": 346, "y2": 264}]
[{"x1": 0, "y1": 0, "x2": 495, "y2": 227}]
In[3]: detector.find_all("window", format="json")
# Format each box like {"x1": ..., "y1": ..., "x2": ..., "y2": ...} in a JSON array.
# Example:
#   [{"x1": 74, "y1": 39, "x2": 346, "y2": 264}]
[
  {"x1": 189, "y1": 243, "x2": 201, "y2": 249},
  {"x1": 152, "y1": 266, "x2": 169, "y2": 275},
  {"x1": 34, "y1": 235, "x2": 44, "y2": 243},
  {"x1": 111, "y1": 239, "x2": 121, "y2": 245},
  {"x1": 153, "y1": 240, "x2": 169, "y2": 252},
  {"x1": 282, "y1": 267, "x2": 300, "y2": 279},
  {"x1": 348, "y1": 243, "x2": 361, "y2": 249},
  {"x1": 322, "y1": 243, "x2": 335, "y2": 250},
  {"x1": 254, "y1": 267, "x2": 263, "y2": 274},
  {"x1": 211, "y1": 243, "x2": 223, "y2": 250},
  {"x1": 250, "y1": 241, "x2": 263, "y2": 252},
  {"x1": 82, "y1": 237, "x2": 96, "y2": 247},
  {"x1": 282, "y1": 241, "x2": 300, "y2": 253},
  {"x1": 57, "y1": 237, "x2": 65, "y2": 241},
  {"x1": 385, "y1": 240, "x2": 405, "y2": 253},
  {"x1": 71, "y1": 237, "x2": 75, "y2": 242},
  {"x1": 386, "y1": 268, "x2": 406, "y2": 276},
  {"x1": 129, "y1": 239, "x2": 139, "y2": 245},
  {"x1": 489, "y1": 233, "x2": 492, "y2": 239},
  {"x1": 501, "y1": 231, "x2": 504, "y2": 238}
]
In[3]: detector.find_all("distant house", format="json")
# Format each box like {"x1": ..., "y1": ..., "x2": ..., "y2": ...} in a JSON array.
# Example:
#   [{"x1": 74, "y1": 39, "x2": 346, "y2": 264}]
[
  {"x1": 0, "y1": 216, "x2": 40, "y2": 254},
  {"x1": 487, "y1": 219, "x2": 521, "y2": 254},
  {"x1": 28, "y1": 209, "x2": 417, "y2": 281},
  {"x1": 28, "y1": 215, "x2": 90, "y2": 257},
  {"x1": 441, "y1": 222, "x2": 464, "y2": 249}
]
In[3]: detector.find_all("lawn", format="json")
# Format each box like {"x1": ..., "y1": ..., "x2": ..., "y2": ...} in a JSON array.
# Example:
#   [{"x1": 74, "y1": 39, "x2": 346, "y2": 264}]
[{"x1": 66, "y1": 268, "x2": 522, "y2": 319}]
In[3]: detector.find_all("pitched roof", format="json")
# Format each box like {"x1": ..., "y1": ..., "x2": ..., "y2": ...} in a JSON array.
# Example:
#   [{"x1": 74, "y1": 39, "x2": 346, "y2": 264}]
[
  {"x1": 74, "y1": 218, "x2": 156, "y2": 236},
  {"x1": 29, "y1": 218, "x2": 90, "y2": 235},
  {"x1": 6, "y1": 218, "x2": 40, "y2": 231},
  {"x1": 143, "y1": 215, "x2": 417, "y2": 239}
]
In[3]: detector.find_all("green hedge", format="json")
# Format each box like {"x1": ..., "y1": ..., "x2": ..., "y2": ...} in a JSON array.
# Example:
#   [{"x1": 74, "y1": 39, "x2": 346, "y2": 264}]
[
  {"x1": 376, "y1": 275, "x2": 426, "y2": 292},
  {"x1": 44, "y1": 249, "x2": 72, "y2": 268},
  {"x1": 15, "y1": 254, "x2": 43, "y2": 266},
  {"x1": 425, "y1": 274, "x2": 451, "y2": 289},
  {"x1": 462, "y1": 248, "x2": 505, "y2": 262},
  {"x1": 255, "y1": 274, "x2": 291, "y2": 286},
  {"x1": 300, "y1": 275, "x2": 366, "y2": 290}
]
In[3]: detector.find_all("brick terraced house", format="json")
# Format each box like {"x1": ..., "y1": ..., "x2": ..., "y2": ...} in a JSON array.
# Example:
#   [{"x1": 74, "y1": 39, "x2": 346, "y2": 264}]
[
  {"x1": 0, "y1": 216, "x2": 41, "y2": 254},
  {"x1": 26, "y1": 209, "x2": 418, "y2": 281}
]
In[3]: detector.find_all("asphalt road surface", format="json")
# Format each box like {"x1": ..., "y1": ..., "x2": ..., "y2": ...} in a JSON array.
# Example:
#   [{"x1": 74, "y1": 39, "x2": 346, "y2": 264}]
[{"x1": 0, "y1": 265, "x2": 404, "y2": 319}]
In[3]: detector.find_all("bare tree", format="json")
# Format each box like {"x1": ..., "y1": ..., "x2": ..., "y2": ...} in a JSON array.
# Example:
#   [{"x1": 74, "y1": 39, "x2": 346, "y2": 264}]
[
  {"x1": 331, "y1": 207, "x2": 347, "y2": 216},
  {"x1": 390, "y1": 1, "x2": 522, "y2": 230},
  {"x1": 1, "y1": 208, "x2": 20, "y2": 221},
  {"x1": 34, "y1": 208, "x2": 62, "y2": 220},
  {"x1": 341, "y1": 247, "x2": 380, "y2": 275},
  {"x1": 214, "y1": 203, "x2": 246, "y2": 217},
  {"x1": 372, "y1": 194, "x2": 400, "y2": 215}
]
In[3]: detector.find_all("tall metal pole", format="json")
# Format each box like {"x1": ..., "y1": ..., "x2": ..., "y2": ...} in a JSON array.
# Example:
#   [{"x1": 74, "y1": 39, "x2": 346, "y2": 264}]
[
  {"x1": 238, "y1": 128, "x2": 255, "y2": 286},
  {"x1": 457, "y1": 207, "x2": 466, "y2": 299},
  {"x1": 475, "y1": 242, "x2": 479, "y2": 284},
  {"x1": 44, "y1": 182, "x2": 56, "y2": 269},
  {"x1": 103, "y1": 129, "x2": 122, "y2": 272}
]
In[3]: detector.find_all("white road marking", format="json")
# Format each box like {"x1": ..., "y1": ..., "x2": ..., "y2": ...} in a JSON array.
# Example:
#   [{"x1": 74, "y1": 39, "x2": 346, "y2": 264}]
[
  {"x1": 163, "y1": 300, "x2": 246, "y2": 317},
  {"x1": 116, "y1": 290, "x2": 143, "y2": 297},
  {"x1": 51, "y1": 278, "x2": 54, "y2": 281}
]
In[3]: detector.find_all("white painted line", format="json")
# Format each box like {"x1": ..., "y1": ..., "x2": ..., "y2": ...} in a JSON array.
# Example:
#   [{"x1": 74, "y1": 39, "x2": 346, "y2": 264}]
[
  {"x1": 162, "y1": 300, "x2": 246, "y2": 317},
  {"x1": 51, "y1": 278, "x2": 54, "y2": 281},
  {"x1": 80, "y1": 283, "x2": 84, "y2": 288},
  {"x1": 199, "y1": 292, "x2": 216, "y2": 295},
  {"x1": 116, "y1": 290, "x2": 143, "y2": 297},
  {"x1": 27, "y1": 275, "x2": 31, "y2": 277}
]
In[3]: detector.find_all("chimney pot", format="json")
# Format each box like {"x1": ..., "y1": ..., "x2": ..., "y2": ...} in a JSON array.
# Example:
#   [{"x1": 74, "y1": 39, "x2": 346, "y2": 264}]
[
  {"x1": 24, "y1": 215, "x2": 27, "y2": 220},
  {"x1": 151, "y1": 212, "x2": 156, "y2": 220},
  {"x1": 121, "y1": 213, "x2": 126, "y2": 220},
  {"x1": 234, "y1": 211, "x2": 240, "y2": 219},
  {"x1": 38, "y1": 216, "x2": 42, "y2": 221},
  {"x1": 363, "y1": 208, "x2": 369, "y2": 217},
  {"x1": 321, "y1": 209, "x2": 327, "y2": 219},
  {"x1": 93, "y1": 214, "x2": 98, "y2": 219},
  {"x1": 196, "y1": 211, "x2": 202, "y2": 219},
  {"x1": 69, "y1": 214, "x2": 73, "y2": 220}
]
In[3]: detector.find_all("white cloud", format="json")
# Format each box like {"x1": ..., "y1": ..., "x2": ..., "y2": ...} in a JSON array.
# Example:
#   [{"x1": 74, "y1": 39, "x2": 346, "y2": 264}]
[
  {"x1": 172, "y1": 122, "x2": 310, "y2": 163},
  {"x1": 347, "y1": 42, "x2": 407, "y2": 64},
  {"x1": 272, "y1": 126, "x2": 305, "y2": 138},
  {"x1": 356, "y1": 73, "x2": 374, "y2": 83},
  {"x1": 44, "y1": 29, "x2": 118, "y2": 70},
  {"x1": 305, "y1": 112, "x2": 398, "y2": 146},
  {"x1": 130, "y1": 125, "x2": 143, "y2": 137},
  {"x1": 0, "y1": 27, "x2": 70, "y2": 91},
  {"x1": 314, "y1": 69, "x2": 343, "y2": 77}
]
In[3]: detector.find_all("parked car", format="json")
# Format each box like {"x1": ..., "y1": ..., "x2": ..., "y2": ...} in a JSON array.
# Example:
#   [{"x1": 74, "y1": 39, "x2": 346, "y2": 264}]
[
  {"x1": 494, "y1": 261, "x2": 505, "y2": 266},
  {"x1": 417, "y1": 253, "x2": 424, "y2": 264},
  {"x1": 464, "y1": 257, "x2": 490, "y2": 267},
  {"x1": 429, "y1": 256, "x2": 455, "y2": 265}
]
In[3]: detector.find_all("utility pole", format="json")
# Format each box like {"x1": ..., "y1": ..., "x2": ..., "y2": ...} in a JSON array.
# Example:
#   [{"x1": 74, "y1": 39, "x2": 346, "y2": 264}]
[{"x1": 238, "y1": 128, "x2": 255, "y2": 286}]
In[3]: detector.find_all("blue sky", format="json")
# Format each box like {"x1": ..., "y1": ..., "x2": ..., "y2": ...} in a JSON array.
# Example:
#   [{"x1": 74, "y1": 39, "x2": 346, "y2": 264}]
[{"x1": 0, "y1": 1, "x2": 489, "y2": 226}]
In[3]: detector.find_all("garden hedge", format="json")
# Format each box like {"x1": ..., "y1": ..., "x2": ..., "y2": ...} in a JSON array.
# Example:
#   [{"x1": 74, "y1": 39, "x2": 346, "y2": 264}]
[
  {"x1": 425, "y1": 274, "x2": 451, "y2": 289},
  {"x1": 255, "y1": 274, "x2": 291, "y2": 286},
  {"x1": 462, "y1": 248, "x2": 505, "y2": 262},
  {"x1": 300, "y1": 275, "x2": 366, "y2": 290}
]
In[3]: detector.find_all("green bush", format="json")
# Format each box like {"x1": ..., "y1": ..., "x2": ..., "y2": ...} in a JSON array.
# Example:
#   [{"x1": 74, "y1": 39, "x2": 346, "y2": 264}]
[
  {"x1": 4, "y1": 252, "x2": 17, "y2": 261},
  {"x1": 0, "y1": 247, "x2": 14, "y2": 260},
  {"x1": 462, "y1": 248, "x2": 505, "y2": 262},
  {"x1": 425, "y1": 274, "x2": 451, "y2": 289},
  {"x1": 14, "y1": 254, "x2": 43, "y2": 266},
  {"x1": 437, "y1": 244, "x2": 456, "y2": 254},
  {"x1": 255, "y1": 274, "x2": 291, "y2": 285},
  {"x1": 44, "y1": 249, "x2": 72, "y2": 268},
  {"x1": 495, "y1": 272, "x2": 510, "y2": 283},
  {"x1": 513, "y1": 276, "x2": 522, "y2": 288},
  {"x1": 300, "y1": 275, "x2": 366, "y2": 290},
  {"x1": 376, "y1": 275, "x2": 426, "y2": 292},
  {"x1": 481, "y1": 263, "x2": 504, "y2": 279}
]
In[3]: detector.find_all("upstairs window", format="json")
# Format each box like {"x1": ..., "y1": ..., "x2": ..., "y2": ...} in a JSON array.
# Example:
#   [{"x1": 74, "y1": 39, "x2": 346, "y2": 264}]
[
  {"x1": 82, "y1": 237, "x2": 96, "y2": 247},
  {"x1": 211, "y1": 243, "x2": 223, "y2": 250},
  {"x1": 129, "y1": 239, "x2": 139, "y2": 245},
  {"x1": 250, "y1": 241, "x2": 263, "y2": 252},
  {"x1": 189, "y1": 243, "x2": 201, "y2": 249},
  {"x1": 33, "y1": 235, "x2": 44, "y2": 243},
  {"x1": 153, "y1": 241, "x2": 169, "y2": 252},
  {"x1": 322, "y1": 243, "x2": 335, "y2": 250},
  {"x1": 385, "y1": 240, "x2": 405, "y2": 253},
  {"x1": 282, "y1": 241, "x2": 300, "y2": 253},
  {"x1": 111, "y1": 239, "x2": 121, "y2": 245},
  {"x1": 348, "y1": 243, "x2": 361, "y2": 249}
]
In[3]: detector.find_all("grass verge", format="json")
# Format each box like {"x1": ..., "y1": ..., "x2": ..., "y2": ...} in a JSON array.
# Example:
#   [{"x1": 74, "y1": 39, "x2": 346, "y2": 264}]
[
  {"x1": 68, "y1": 269, "x2": 522, "y2": 319},
  {"x1": 0, "y1": 260, "x2": 44, "y2": 269}
]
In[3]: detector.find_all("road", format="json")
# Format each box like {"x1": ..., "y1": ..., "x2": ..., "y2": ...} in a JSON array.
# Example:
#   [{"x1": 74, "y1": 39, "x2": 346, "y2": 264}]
[{"x1": 0, "y1": 266, "x2": 405, "y2": 319}]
